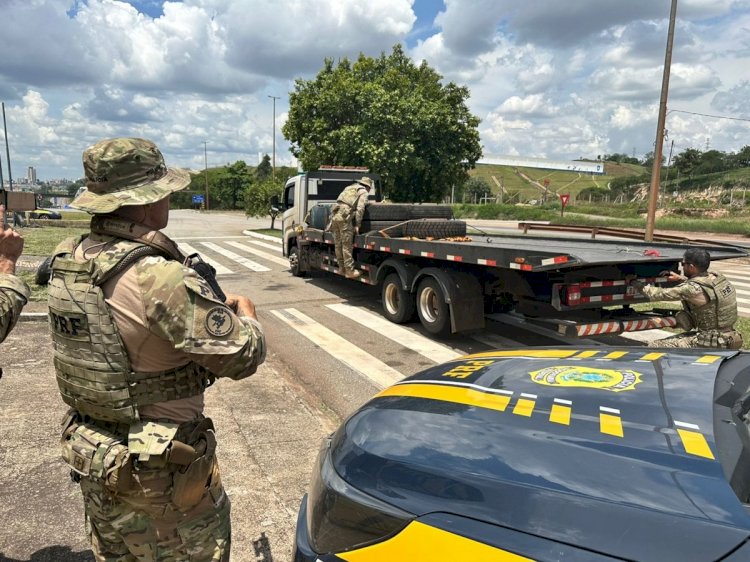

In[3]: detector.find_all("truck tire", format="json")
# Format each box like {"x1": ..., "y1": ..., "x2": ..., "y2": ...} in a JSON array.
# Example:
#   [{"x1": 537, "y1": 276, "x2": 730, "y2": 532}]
[
  {"x1": 35, "y1": 256, "x2": 53, "y2": 286},
  {"x1": 381, "y1": 273, "x2": 415, "y2": 324},
  {"x1": 289, "y1": 245, "x2": 305, "y2": 277},
  {"x1": 363, "y1": 204, "x2": 410, "y2": 221},
  {"x1": 359, "y1": 220, "x2": 404, "y2": 237},
  {"x1": 408, "y1": 205, "x2": 454, "y2": 220},
  {"x1": 416, "y1": 277, "x2": 451, "y2": 336},
  {"x1": 404, "y1": 219, "x2": 466, "y2": 239}
]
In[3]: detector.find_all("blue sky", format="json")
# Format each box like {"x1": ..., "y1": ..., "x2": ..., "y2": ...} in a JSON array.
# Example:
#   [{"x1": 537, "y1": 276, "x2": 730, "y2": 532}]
[{"x1": 1, "y1": 0, "x2": 749, "y2": 181}]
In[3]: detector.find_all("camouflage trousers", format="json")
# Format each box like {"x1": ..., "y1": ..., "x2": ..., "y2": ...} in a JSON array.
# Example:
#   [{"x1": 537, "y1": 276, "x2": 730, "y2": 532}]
[
  {"x1": 650, "y1": 329, "x2": 743, "y2": 349},
  {"x1": 63, "y1": 416, "x2": 231, "y2": 562},
  {"x1": 330, "y1": 213, "x2": 355, "y2": 274}
]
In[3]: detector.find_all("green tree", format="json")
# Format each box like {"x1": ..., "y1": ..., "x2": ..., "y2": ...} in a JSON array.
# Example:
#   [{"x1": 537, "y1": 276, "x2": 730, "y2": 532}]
[
  {"x1": 214, "y1": 161, "x2": 253, "y2": 209},
  {"x1": 730, "y1": 145, "x2": 750, "y2": 168},
  {"x1": 462, "y1": 176, "x2": 491, "y2": 203},
  {"x1": 256, "y1": 154, "x2": 273, "y2": 181},
  {"x1": 283, "y1": 44, "x2": 482, "y2": 202},
  {"x1": 672, "y1": 148, "x2": 703, "y2": 177},
  {"x1": 244, "y1": 178, "x2": 283, "y2": 229}
]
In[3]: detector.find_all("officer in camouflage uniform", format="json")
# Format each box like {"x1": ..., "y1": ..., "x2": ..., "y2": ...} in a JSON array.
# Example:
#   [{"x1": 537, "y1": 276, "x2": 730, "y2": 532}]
[
  {"x1": 0, "y1": 204, "x2": 30, "y2": 345},
  {"x1": 48, "y1": 138, "x2": 266, "y2": 561},
  {"x1": 330, "y1": 176, "x2": 373, "y2": 279},
  {"x1": 630, "y1": 247, "x2": 742, "y2": 349}
]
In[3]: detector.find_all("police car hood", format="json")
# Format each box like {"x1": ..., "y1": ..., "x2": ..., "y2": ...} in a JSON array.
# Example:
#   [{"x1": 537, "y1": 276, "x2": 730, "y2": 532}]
[{"x1": 331, "y1": 349, "x2": 750, "y2": 562}]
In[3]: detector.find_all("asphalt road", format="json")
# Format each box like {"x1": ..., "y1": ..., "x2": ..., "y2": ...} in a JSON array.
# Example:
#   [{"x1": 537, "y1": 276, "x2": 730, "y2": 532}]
[{"x1": 2, "y1": 209, "x2": 749, "y2": 562}]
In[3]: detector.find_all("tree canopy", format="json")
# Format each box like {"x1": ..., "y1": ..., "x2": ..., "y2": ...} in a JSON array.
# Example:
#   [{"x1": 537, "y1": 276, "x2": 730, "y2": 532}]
[{"x1": 283, "y1": 44, "x2": 482, "y2": 202}]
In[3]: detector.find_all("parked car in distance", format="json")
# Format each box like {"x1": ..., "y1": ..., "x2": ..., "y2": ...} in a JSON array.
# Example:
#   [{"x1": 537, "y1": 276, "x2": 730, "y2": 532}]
[
  {"x1": 29, "y1": 208, "x2": 62, "y2": 219},
  {"x1": 294, "y1": 347, "x2": 750, "y2": 562}
]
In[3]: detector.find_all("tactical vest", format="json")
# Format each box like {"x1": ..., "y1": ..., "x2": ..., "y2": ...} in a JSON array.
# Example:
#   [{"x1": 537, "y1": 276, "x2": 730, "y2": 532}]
[
  {"x1": 48, "y1": 236, "x2": 213, "y2": 425},
  {"x1": 683, "y1": 271, "x2": 738, "y2": 331}
]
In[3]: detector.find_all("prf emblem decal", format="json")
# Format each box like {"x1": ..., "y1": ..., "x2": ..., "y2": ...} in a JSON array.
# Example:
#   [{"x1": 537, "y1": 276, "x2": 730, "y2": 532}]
[
  {"x1": 205, "y1": 306, "x2": 233, "y2": 337},
  {"x1": 529, "y1": 365, "x2": 642, "y2": 392}
]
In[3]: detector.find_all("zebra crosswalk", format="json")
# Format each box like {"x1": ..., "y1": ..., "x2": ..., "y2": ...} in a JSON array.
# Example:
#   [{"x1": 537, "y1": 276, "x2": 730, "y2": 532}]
[{"x1": 166, "y1": 234, "x2": 750, "y2": 391}]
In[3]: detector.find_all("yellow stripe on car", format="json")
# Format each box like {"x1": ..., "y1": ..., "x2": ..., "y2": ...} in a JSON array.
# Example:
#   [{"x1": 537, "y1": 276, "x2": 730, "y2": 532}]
[
  {"x1": 378, "y1": 383, "x2": 512, "y2": 412},
  {"x1": 337, "y1": 521, "x2": 535, "y2": 562},
  {"x1": 600, "y1": 407, "x2": 624, "y2": 437},
  {"x1": 464, "y1": 350, "x2": 579, "y2": 360},
  {"x1": 675, "y1": 421, "x2": 715, "y2": 460}
]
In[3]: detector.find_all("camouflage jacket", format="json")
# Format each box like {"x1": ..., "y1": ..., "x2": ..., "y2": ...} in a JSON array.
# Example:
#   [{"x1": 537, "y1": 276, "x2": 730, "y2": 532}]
[
  {"x1": 640, "y1": 271, "x2": 738, "y2": 331},
  {"x1": 335, "y1": 183, "x2": 369, "y2": 227},
  {"x1": 0, "y1": 273, "x2": 30, "y2": 344}
]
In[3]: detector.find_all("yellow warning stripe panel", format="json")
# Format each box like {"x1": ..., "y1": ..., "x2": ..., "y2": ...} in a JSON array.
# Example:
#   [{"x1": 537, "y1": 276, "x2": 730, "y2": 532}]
[
  {"x1": 464, "y1": 350, "x2": 579, "y2": 360},
  {"x1": 513, "y1": 398, "x2": 536, "y2": 417},
  {"x1": 338, "y1": 521, "x2": 535, "y2": 562},
  {"x1": 574, "y1": 350, "x2": 599, "y2": 358},
  {"x1": 549, "y1": 404, "x2": 571, "y2": 425},
  {"x1": 600, "y1": 413, "x2": 624, "y2": 437},
  {"x1": 603, "y1": 351, "x2": 628, "y2": 360},
  {"x1": 695, "y1": 355, "x2": 721, "y2": 364},
  {"x1": 676, "y1": 429, "x2": 715, "y2": 460},
  {"x1": 639, "y1": 352, "x2": 664, "y2": 361},
  {"x1": 377, "y1": 384, "x2": 511, "y2": 412}
]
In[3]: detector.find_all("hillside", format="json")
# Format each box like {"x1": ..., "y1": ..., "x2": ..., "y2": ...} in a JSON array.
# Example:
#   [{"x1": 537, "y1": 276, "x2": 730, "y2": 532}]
[{"x1": 468, "y1": 161, "x2": 645, "y2": 202}]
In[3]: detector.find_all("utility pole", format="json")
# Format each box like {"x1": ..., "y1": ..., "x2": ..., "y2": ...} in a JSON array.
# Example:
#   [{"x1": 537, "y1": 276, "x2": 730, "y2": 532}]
[
  {"x1": 2, "y1": 102, "x2": 12, "y2": 192},
  {"x1": 203, "y1": 141, "x2": 210, "y2": 211},
  {"x1": 268, "y1": 95, "x2": 280, "y2": 180},
  {"x1": 645, "y1": 0, "x2": 678, "y2": 242}
]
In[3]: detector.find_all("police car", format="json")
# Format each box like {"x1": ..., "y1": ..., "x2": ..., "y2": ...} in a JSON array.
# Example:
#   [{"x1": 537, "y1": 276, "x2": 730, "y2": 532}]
[{"x1": 293, "y1": 348, "x2": 750, "y2": 561}]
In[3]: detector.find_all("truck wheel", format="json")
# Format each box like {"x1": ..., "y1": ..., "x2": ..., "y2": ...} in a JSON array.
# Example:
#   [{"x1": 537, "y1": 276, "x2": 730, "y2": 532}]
[
  {"x1": 408, "y1": 205, "x2": 454, "y2": 220},
  {"x1": 404, "y1": 219, "x2": 466, "y2": 239},
  {"x1": 416, "y1": 277, "x2": 451, "y2": 335},
  {"x1": 359, "y1": 220, "x2": 404, "y2": 237},
  {"x1": 381, "y1": 273, "x2": 415, "y2": 324},
  {"x1": 289, "y1": 246, "x2": 305, "y2": 277},
  {"x1": 363, "y1": 204, "x2": 410, "y2": 221}
]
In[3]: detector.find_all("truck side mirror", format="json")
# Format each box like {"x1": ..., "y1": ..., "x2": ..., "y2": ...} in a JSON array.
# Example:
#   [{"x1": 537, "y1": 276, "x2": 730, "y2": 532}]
[{"x1": 269, "y1": 195, "x2": 280, "y2": 209}]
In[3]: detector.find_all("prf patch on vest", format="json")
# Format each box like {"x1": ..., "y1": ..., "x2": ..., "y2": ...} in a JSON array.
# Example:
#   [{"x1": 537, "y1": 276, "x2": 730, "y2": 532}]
[
  {"x1": 205, "y1": 306, "x2": 234, "y2": 337},
  {"x1": 50, "y1": 311, "x2": 89, "y2": 341},
  {"x1": 720, "y1": 284, "x2": 734, "y2": 297}
]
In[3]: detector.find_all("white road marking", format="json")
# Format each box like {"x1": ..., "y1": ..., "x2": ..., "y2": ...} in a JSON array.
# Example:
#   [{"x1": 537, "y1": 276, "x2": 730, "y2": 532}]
[
  {"x1": 201, "y1": 242, "x2": 271, "y2": 272},
  {"x1": 326, "y1": 303, "x2": 463, "y2": 364},
  {"x1": 225, "y1": 241, "x2": 289, "y2": 267},
  {"x1": 248, "y1": 240, "x2": 284, "y2": 253},
  {"x1": 271, "y1": 308, "x2": 403, "y2": 389},
  {"x1": 242, "y1": 230, "x2": 283, "y2": 244},
  {"x1": 177, "y1": 243, "x2": 232, "y2": 275}
]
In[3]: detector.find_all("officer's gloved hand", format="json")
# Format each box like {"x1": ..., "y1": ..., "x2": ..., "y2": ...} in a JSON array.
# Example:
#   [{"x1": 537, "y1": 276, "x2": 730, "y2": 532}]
[{"x1": 226, "y1": 294, "x2": 257, "y2": 320}]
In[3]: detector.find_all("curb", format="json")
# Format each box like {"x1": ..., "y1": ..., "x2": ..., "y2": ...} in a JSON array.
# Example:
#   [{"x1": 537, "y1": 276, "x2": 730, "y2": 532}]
[
  {"x1": 242, "y1": 230, "x2": 283, "y2": 244},
  {"x1": 20, "y1": 311, "x2": 49, "y2": 322}
]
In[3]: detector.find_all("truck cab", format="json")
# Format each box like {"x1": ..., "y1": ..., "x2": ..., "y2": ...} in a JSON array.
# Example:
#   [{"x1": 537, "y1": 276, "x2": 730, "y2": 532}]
[{"x1": 279, "y1": 166, "x2": 381, "y2": 258}]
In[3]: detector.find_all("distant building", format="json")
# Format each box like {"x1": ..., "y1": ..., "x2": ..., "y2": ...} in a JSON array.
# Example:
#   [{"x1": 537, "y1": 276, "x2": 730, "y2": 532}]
[
  {"x1": 27, "y1": 166, "x2": 37, "y2": 183},
  {"x1": 479, "y1": 155, "x2": 604, "y2": 175}
]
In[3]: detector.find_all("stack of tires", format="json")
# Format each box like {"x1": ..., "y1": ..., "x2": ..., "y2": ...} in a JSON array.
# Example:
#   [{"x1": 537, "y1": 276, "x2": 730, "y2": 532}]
[{"x1": 360, "y1": 204, "x2": 464, "y2": 238}]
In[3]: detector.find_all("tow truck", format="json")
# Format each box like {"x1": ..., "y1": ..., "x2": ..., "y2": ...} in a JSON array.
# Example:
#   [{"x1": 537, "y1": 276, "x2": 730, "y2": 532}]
[{"x1": 275, "y1": 166, "x2": 749, "y2": 337}]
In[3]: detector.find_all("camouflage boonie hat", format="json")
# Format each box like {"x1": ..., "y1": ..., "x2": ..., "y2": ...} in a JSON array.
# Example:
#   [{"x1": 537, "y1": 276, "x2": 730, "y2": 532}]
[
  {"x1": 356, "y1": 176, "x2": 374, "y2": 190},
  {"x1": 71, "y1": 137, "x2": 190, "y2": 214}
]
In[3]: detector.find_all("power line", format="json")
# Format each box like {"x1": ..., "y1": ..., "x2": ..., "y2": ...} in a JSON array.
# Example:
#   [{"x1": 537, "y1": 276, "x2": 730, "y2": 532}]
[{"x1": 668, "y1": 108, "x2": 750, "y2": 123}]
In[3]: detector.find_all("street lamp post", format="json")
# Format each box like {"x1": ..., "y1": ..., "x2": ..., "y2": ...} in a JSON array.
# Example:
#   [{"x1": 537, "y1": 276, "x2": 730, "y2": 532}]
[
  {"x1": 268, "y1": 95, "x2": 280, "y2": 180},
  {"x1": 645, "y1": 0, "x2": 678, "y2": 241},
  {"x1": 203, "y1": 140, "x2": 210, "y2": 211}
]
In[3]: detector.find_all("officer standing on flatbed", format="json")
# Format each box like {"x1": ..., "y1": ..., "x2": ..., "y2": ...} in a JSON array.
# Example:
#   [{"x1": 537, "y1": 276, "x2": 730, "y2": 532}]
[
  {"x1": 330, "y1": 176, "x2": 373, "y2": 279},
  {"x1": 0, "y1": 205, "x2": 30, "y2": 345},
  {"x1": 629, "y1": 247, "x2": 743, "y2": 349},
  {"x1": 48, "y1": 138, "x2": 266, "y2": 561}
]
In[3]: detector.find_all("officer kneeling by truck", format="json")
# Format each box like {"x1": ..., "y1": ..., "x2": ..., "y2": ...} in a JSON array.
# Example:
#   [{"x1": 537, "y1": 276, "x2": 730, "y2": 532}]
[{"x1": 629, "y1": 247, "x2": 743, "y2": 349}]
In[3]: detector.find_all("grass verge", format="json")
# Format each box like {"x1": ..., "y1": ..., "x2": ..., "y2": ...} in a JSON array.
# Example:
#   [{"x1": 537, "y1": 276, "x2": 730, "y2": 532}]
[
  {"x1": 251, "y1": 228, "x2": 282, "y2": 238},
  {"x1": 17, "y1": 226, "x2": 88, "y2": 256}
]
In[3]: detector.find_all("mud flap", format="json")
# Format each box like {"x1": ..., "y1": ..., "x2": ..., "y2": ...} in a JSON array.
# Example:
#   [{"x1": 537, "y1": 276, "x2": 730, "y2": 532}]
[{"x1": 413, "y1": 268, "x2": 484, "y2": 333}]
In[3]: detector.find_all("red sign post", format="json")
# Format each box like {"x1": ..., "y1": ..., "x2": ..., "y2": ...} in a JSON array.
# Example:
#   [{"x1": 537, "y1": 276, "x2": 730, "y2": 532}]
[{"x1": 559, "y1": 194, "x2": 570, "y2": 217}]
